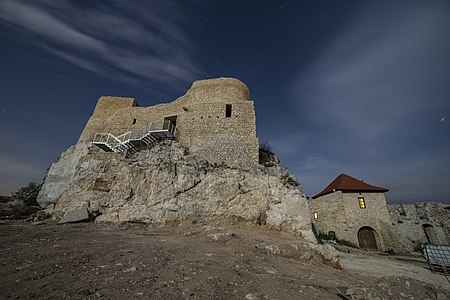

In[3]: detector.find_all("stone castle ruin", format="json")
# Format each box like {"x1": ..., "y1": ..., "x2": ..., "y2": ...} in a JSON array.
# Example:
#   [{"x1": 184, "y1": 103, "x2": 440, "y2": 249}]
[
  {"x1": 37, "y1": 78, "x2": 316, "y2": 242},
  {"x1": 36, "y1": 76, "x2": 447, "y2": 255},
  {"x1": 79, "y1": 77, "x2": 259, "y2": 169}
]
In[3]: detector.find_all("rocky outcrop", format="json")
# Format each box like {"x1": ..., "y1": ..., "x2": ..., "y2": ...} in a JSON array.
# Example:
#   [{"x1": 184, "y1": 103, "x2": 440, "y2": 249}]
[
  {"x1": 37, "y1": 142, "x2": 89, "y2": 208},
  {"x1": 38, "y1": 141, "x2": 315, "y2": 242}
]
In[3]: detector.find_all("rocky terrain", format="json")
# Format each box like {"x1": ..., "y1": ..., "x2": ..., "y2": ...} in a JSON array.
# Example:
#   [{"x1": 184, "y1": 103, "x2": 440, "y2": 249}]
[
  {"x1": 1, "y1": 220, "x2": 449, "y2": 300},
  {"x1": 1, "y1": 141, "x2": 446, "y2": 299},
  {"x1": 37, "y1": 141, "x2": 315, "y2": 241}
]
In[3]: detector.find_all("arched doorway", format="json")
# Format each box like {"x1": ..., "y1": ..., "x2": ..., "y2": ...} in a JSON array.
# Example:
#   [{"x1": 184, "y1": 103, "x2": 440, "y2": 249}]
[
  {"x1": 422, "y1": 224, "x2": 439, "y2": 244},
  {"x1": 358, "y1": 227, "x2": 378, "y2": 250}
]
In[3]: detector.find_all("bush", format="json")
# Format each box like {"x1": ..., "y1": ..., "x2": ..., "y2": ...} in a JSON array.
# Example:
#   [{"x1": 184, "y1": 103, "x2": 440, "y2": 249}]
[
  {"x1": 317, "y1": 232, "x2": 329, "y2": 240},
  {"x1": 281, "y1": 174, "x2": 300, "y2": 188},
  {"x1": 11, "y1": 182, "x2": 42, "y2": 206},
  {"x1": 317, "y1": 231, "x2": 359, "y2": 248},
  {"x1": 413, "y1": 243, "x2": 424, "y2": 253},
  {"x1": 336, "y1": 239, "x2": 359, "y2": 249},
  {"x1": 259, "y1": 141, "x2": 279, "y2": 167},
  {"x1": 0, "y1": 200, "x2": 28, "y2": 219}
]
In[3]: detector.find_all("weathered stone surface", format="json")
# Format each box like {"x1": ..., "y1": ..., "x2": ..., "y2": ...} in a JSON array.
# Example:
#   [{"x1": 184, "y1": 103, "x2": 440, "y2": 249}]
[
  {"x1": 58, "y1": 208, "x2": 89, "y2": 224},
  {"x1": 37, "y1": 142, "x2": 89, "y2": 209},
  {"x1": 389, "y1": 202, "x2": 450, "y2": 251},
  {"x1": 309, "y1": 190, "x2": 396, "y2": 252},
  {"x1": 307, "y1": 243, "x2": 342, "y2": 269},
  {"x1": 78, "y1": 77, "x2": 259, "y2": 169},
  {"x1": 39, "y1": 141, "x2": 316, "y2": 242}
]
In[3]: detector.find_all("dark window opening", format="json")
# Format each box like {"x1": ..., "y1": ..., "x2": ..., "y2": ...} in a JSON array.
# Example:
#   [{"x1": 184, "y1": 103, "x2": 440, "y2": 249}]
[
  {"x1": 328, "y1": 231, "x2": 336, "y2": 240},
  {"x1": 423, "y1": 224, "x2": 439, "y2": 244},
  {"x1": 132, "y1": 118, "x2": 137, "y2": 125},
  {"x1": 226, "y1": 104, "x2": 232, "y2": 118},
  {"x1": 163, "y1": 115, "x2": 177, "y2": 130}
]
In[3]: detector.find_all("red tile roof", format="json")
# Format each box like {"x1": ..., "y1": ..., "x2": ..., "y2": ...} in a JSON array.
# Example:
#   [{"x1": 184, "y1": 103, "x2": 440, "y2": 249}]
[{"x1": 312, "y1": 173, "x2": 389, "y2": 199}]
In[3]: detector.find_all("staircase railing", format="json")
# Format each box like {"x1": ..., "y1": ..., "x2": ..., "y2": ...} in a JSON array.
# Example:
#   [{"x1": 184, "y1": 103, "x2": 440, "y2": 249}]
[{"x1": 93, "y1": 120, "x2": 177, "y2": 157}]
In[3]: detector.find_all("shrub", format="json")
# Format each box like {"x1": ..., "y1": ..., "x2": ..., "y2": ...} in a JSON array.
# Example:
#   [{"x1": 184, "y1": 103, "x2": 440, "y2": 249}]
[
  {"x1": 413, "y1": 243, "x2": 424, "y2": 253},
  {"x1": 11, "y1": 182, "x2": 42, "y2": 206},
  {"x1": 281, "y1": 174, "x2": 300, "y2": 188},
  {"x1": 259, "y1": 141, "x2": 279, "y2": 167},
  {"x1": 336, "y1": 239, "x2": 359, "y2": 249}
]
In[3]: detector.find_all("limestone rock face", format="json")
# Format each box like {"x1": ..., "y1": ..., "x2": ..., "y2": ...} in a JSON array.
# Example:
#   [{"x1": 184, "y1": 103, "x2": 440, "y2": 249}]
[
  {"x1": 37, "y1": 142, "x2": 89, "y2": 208},
  {"x1": 38, "y1": 141, "x2": 315, "y2": 242}
]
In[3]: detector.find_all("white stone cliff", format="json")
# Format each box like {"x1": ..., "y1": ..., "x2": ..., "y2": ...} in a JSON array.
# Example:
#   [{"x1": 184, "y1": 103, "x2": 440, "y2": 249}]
[{"x1": 38, "y1": 141, "x2": 316, "y2": 243}]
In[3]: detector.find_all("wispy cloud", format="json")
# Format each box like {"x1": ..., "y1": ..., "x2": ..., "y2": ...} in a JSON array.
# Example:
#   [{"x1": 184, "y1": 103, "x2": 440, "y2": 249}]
[
  {"x1": 293, "y1": 1, "x2": 450, "y2": 142},
  {"x1": 0, "y1": 0, "x2": 201, "y2": 89},
  {"x1": 288, "y1": 1, "x2": 450, "y2": 202}
]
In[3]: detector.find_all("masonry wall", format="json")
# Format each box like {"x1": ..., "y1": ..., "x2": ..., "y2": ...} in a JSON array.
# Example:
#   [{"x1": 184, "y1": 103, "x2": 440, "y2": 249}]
[
  {"x1": 389, "y1": 202, "x2": 450, "y2": 251},
  {"x1": 78, "y1": 78, "x2": 259, "y2": 168},
  {"x1": 309, "y1": 191, "x2": 396, "y2": 251}
]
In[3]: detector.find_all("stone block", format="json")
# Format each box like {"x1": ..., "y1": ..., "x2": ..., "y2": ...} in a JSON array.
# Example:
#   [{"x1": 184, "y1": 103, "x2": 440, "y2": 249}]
[{"x1": 58, "y1": 208, "x2": 89, "y2": 224}]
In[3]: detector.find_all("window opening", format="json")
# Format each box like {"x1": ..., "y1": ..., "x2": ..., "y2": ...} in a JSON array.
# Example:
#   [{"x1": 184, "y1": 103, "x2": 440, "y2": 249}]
[
  {"x1": 226, "y1": 104, "x2": 232, "y2": 117},
  {"x1": 163, "y1": 115, "x2": 177, "y2": 130},
  {"x1": 358, "y1": 197, "x2": 366, "y2": 209},
  {"x1": 132, "y1": 118, "x2": 137, "y2": 125},
  {"x1": 328, "y1": 231, "x2": 336, "y2": 240},
  {"x1": 313, "y1": 212, "x2": 318, "y2": 220}
]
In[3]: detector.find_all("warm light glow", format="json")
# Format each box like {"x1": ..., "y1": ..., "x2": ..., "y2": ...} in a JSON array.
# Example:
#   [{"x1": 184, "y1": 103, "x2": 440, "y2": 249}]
[
  {"x1": 314, "y1": 212, "x2": 318, "y2": 219},
  {"x1": 358, "y1": 197, "x2": 366, "y2": 209}
]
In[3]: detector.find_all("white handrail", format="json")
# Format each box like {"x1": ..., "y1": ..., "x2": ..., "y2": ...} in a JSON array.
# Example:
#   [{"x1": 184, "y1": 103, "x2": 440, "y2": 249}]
[{"x1": 93, "y1": 121, "x2": 177, "y2": 157}]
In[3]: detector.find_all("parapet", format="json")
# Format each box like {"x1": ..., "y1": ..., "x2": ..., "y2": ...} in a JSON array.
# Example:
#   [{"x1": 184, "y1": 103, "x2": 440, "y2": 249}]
[
  {"x1": 92, "y1": 96, "x2": 137, "y2": 117},
  {"x1": 186, "y1": 77, "x2": 250, "y2": 104}
]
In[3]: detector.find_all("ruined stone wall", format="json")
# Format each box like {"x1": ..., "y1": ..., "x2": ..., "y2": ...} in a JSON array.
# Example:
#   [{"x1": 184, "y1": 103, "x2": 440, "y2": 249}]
[
  {"x1": 389, "y1": 202, "x2": 450, "y2": 251},
  {"x1": 309, "y1": 191, "x2": 396, "y2": 251},
  {"x1": 78, "y1": 78, "x2": 258, "y2": 169}
]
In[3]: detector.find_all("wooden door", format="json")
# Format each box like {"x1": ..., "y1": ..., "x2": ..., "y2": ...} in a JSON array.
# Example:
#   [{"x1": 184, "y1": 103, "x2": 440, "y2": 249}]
[{"x1": 358, "y1": 227, "x2": 378, "y2": 250}]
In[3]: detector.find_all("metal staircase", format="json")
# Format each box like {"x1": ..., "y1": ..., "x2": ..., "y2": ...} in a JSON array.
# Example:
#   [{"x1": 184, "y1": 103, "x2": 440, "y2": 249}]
[{"x1": 93, "y1": 120, "x2": 177, "y2": 157}]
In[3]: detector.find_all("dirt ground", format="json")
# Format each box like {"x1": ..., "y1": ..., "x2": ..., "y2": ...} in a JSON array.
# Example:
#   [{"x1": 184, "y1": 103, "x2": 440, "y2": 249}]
[{"x1": 0, "y1": 220, "x2": 449, "y2": 300}]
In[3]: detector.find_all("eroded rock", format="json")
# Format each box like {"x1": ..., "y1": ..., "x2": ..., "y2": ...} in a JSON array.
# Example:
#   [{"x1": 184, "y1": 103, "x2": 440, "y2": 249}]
[
  {"x1": 58, "y1": 208, "x2": 90, "y2": 224},
  {"x1": 38, "y1": 141, "x2": 315, "y2": 241}
]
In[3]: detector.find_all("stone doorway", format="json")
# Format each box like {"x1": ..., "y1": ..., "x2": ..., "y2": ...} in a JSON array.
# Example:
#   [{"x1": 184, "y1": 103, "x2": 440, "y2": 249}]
[
  {"x1": 163, "y1": 115, "x2": 177, "y2": 128},
  {"x1": 423, "y1": 224, "x2": 439, "y2": 244},
  {"x1": 358, "y1": 226, "x2": 378, "y2": 251}
]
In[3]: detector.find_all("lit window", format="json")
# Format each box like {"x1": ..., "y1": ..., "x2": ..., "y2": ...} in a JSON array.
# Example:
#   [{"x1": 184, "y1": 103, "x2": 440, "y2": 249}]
[
  {"x1": 313, "y1": 212, "x2": 318, "y2": 220},
  {"x1": 358, "y1": 197, "x2": 366, "y2": 209}
]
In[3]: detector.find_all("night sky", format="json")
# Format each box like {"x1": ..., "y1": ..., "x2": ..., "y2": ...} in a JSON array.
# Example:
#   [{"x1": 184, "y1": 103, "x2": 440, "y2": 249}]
[{"x1": 1, "y1": 0, "x2": 449, "y2": 203}]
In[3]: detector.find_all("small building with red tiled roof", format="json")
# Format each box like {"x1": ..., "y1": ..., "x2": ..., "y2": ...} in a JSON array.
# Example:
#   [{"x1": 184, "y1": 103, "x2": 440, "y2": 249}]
[{"x1": 309, "y1": 173, "x2": 395, "y2": 251}]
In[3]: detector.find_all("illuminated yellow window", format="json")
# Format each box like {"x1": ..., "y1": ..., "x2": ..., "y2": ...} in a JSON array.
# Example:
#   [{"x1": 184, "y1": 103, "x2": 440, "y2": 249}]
[
  {"x1": 358, "y1": 197, "x2": 366, "y2": 209},
  {"x1": 313, "y1": 212, "x2": 318, "y2": 220}
]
